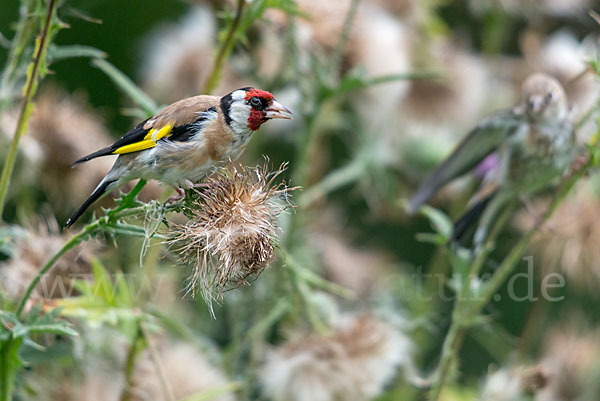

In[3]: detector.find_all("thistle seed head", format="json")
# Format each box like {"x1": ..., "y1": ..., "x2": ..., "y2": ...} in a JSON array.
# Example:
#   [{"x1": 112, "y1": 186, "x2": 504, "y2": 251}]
[{"x1": 169, "y1": 162, "x2": 297, "y2": 312}]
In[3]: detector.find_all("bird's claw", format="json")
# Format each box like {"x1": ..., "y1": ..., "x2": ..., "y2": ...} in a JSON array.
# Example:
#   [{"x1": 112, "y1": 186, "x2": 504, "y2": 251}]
[
  {"x1": 190, "y1": 182, "x2": 211, "y2": 190},
  {"x1": 166, "y1": 187, "x2": 186, "y2": 204}
]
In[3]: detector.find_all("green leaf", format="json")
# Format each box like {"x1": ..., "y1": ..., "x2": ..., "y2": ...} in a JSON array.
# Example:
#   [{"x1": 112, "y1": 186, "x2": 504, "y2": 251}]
[
  {"x1": 19, "y1": 307, "x2": 78, "y2": 338},
  {"x1": 415, "y1": 232, "x2": 447, "y2": 245},
  {"x1": 0, "y1": 310, "x2": 22, "y2": 337},
  {"x1": 26, "y1": 323, "x2": 78, "y2": 337},
  {"x1": 587, "y1": 142, "x2": 600, "y2": 166},
  {"x1": 47, "y1": 44, "x2": 106, "y2": 62},
  {"x1": 417, "y1": 205, "x2": 453, "y2": 240},
  {"x1": 449, "y1": 246, "x2": 473, "y2": 281},
  {"x1": 91, "y1": 59, "x2": 158, "y2": 116},
  {"x1": 91, "y1": 259, "x2": 118, "y2": 305},
  {"x1": 114, "y1": 271, "x2": 133, "y2": 308},
  {"x1": 109, "y1": 179, "x2": 147, "y2": 215},
  {"x1": 337, "y1": 70, "x2": 436, "y2": 95},
  {"x1": 52, "y1": 260, "x2": 141, "y2": 331},
  {"x1": 22, "y1": 336, "x2": 46, "y2": 351}
]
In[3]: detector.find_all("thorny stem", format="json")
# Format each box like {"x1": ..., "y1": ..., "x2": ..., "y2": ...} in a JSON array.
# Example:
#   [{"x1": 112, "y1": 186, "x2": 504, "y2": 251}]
[
  {"x1": 203, "y1": 0, "x2": 246, "y2": 94},
  {"x1": 0, "y1": 0, "x2": 58, "y2": 219},
  {"x1": 14, "y1": 180, "x2": 160, "y2": 318},
  {"x1": 428, "y1": 320, "x2": 466, "y2": 401},
  {"x1": 426, "y1": 202, "x2": 516, "y2": 400},
  {"x1": 428, "y1": 148, "x2": 594, "y2": 400}
]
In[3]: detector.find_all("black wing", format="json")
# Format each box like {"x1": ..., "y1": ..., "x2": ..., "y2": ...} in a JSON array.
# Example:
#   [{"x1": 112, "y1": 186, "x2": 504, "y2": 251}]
[
  {"x1": 72, "y1": 118, "x2": 151, "y2": 166},
  {"x1": 72, "y1": 106, "x2": 217, "y2": 166}
]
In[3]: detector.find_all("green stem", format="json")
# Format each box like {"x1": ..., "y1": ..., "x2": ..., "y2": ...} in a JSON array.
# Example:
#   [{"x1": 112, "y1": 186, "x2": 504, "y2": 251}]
[
  {"x1": 15, "y1": 218, "x2": 100, "y2": 318},
  {"x1": 331, "y1": 0, "x2": 360, "y2": 76},
  {"x1": 0, "y1": 0, "x2": 58, "y2": 219},
  {"x1": 0, "y1": 337, "x2": 21, "y2": 401},
  {"x1": 91, "y1": 59, "x2": 158, "y2": 116},
  {"x1": 0, "y1": 340, "x2": 9, "y2": 401},
  {"x1": 428, "y1": 320, "x2": 465, "y2": 400},
  {"x1": 119, "y1": 321, "x2": 145, "y2": 401},
  {"x1": 203, "y1": 0, "x2": 245, "y2": 94}
]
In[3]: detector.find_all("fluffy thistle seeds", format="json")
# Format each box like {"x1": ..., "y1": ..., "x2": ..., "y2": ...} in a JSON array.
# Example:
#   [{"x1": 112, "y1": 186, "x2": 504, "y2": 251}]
[{"x1": 171, "y1": 163, "x2": 295, "y2": 305}]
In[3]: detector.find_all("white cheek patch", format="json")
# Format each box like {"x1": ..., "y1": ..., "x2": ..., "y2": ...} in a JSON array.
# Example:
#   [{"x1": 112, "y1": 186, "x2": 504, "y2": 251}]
[{"x1": 229, "y1": 90, "x2": 252, "y2": 134}]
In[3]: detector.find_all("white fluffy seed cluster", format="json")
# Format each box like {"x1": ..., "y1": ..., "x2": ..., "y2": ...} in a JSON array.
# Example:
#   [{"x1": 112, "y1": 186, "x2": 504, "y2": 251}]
[
  {"x1": 261, "y1": 315, "x2": 413, "y2": 401},
  {"x1": 170, "y1": 163, "x2": 295, "y2": 312}
]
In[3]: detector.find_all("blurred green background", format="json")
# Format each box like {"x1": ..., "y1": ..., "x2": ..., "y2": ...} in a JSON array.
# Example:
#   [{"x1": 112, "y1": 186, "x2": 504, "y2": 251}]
[{"x1": 2, "y1": 0, "x2": 600, "y2": 400}]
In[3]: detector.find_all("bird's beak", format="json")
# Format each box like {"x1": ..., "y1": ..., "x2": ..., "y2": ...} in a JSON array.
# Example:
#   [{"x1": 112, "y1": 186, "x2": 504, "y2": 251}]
[
  {"x1": 528, "y1": 95, "x2": 544, "y2": 114},
  {"x1": 265, "y1": 100, "x2": 293, "y2": 120}
]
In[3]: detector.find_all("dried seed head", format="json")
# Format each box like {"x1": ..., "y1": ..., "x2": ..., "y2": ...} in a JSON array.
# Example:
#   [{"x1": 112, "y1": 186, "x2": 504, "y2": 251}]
[
  {"x1": 261, "y1": 315, "x2": 413, "y2": 401},
  {"x1": 480, "y1": 365, "x2": 550, "y2": 401},
  {"x1": 514, "y1": 181, "x2": 600, "y2": 290},
  {"x1": 169, "y1": 162, "x2": 296, "y2": 311},
  {"x1": 536, "y1": 326, "x2": 600, "y2": 401},
  {"x1": 133, "y1": 341, "x2": 235, "y2": 401},
  {"x1": 0, "y1": 218, "x2": 98, "y2": 302}
]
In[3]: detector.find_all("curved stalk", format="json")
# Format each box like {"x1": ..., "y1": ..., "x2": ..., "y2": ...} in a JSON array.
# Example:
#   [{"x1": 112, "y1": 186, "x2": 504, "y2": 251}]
[
  {"x1": 16, "y1": 180, "x2": 152, "y2": 318},
  {"x1": 0, "y1": 0, "x2": 58, "y2": 218}
]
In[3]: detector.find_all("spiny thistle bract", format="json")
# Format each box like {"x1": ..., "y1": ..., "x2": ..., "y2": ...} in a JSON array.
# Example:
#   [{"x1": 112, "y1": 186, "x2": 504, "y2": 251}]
[{"x1": 169, "y1": 162, "x2": 297, "y2": 312}]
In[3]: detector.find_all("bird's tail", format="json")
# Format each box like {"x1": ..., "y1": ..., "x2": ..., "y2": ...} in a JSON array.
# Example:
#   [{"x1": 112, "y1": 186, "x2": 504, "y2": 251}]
[
  {"x1": 65, "y1": 178, "x2": 116, "y2": 228},
  {"x1": 451, "y1": 192, "x2": 495, "y2": 243}
]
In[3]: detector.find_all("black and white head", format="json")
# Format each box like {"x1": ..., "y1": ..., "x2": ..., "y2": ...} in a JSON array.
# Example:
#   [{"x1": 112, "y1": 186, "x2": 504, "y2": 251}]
[{"x1": 220, "y1": 87, "x2": 292, "y2": 133}]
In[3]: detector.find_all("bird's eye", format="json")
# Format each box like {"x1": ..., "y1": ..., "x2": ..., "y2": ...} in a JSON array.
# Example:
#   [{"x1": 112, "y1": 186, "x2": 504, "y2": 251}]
[
  {"x1": 545, "y1": 92, "x2": 553, "y2": 103},
  {"x1": 249, "y1": 96, "x2": 263, "y2": 109}
]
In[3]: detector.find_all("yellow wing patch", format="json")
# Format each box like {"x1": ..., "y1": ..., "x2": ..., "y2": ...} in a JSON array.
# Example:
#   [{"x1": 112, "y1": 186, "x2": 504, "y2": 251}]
[{"x1": 113, "y1": 125, "x2": 173, "y2": 155}]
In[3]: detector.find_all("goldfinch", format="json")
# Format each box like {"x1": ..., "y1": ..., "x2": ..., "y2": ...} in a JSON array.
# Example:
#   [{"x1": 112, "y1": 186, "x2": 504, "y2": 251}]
[
  {"x1": 65, "y1": 87, "x2": 292, "y2": 228},
  {"x1": 408, "y1": 73, "x2": 575, "y2": 245}
]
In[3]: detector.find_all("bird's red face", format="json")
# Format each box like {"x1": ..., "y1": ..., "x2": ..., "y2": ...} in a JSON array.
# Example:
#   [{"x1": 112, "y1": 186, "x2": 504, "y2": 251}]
[{"x1": 244, "y1": 88, "x2": 292, "y2": 131}]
